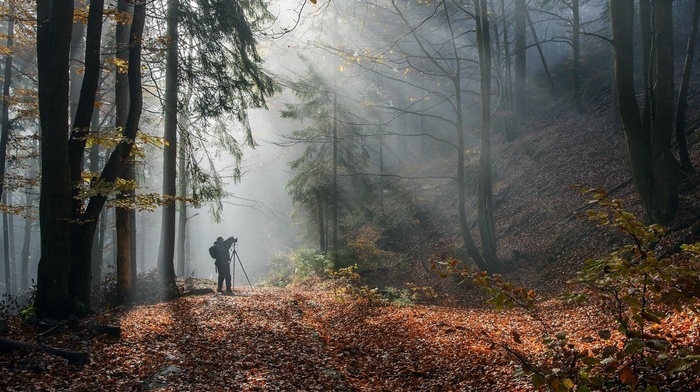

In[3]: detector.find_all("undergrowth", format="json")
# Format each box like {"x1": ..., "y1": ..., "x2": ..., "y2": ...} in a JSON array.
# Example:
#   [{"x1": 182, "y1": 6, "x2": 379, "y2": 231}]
[{"x1": 435, "y1": 187, "x2": 700, "y2": 391}]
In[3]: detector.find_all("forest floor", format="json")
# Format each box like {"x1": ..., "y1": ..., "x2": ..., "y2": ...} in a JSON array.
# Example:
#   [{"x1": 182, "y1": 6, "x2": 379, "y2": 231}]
[{"x1": 1, "y1": 282, "x2": 699, "y2": 391}]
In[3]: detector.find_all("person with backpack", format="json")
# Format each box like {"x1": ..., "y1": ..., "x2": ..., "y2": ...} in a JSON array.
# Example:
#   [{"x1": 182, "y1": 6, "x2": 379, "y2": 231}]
[{"x1": 210, "y1": 236, "x2": 236, "y2": 293}]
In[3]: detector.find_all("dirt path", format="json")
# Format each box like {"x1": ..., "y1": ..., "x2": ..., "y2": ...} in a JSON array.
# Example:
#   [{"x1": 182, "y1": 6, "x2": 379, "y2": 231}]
[{"x1": 1, "y1": 287, "x2": 586, "y2": 391}]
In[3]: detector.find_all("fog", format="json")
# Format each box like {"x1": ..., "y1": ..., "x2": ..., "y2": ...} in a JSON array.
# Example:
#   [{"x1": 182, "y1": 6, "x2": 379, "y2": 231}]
[{"x1": 0, "y1": 0, "x2": 617, "y2": 292}]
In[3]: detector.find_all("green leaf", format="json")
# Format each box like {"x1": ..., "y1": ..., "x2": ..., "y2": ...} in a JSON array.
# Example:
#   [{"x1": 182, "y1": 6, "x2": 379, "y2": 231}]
[
  {"x1": 531, "y1": 373, "x2": 546, "y2": 388},
  {"x1": 667, "y1": 359, "x2": 691, "y2": 373}
]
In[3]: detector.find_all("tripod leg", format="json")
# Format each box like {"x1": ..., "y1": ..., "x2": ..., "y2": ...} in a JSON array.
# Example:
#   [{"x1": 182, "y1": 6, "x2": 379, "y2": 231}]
[{"x1": 234, "y1": 251, "x2": 254, "y2": 290}]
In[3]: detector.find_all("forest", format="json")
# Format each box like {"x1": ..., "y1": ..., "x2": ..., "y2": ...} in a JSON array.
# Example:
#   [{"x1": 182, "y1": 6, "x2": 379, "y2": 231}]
[{"x1": 1, "y1": 0, "x2": 700, "y2": 390}]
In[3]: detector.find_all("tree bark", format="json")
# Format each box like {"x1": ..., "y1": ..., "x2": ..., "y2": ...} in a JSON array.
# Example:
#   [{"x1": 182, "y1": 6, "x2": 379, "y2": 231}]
[
  {"x1": 115, "y1": 0, "x2": 134, "y2": 305},
  {"x1": 610, "y1": 0, "x2": 680, "y2": 225},
  {"x1": 177, "y1": 138, "x2": 187, "y2": 277},
  {"x1": 35, "y1": 0, "x2": 76, "y2": 318},
  {"x1": 0, "y1": 4, "x2": 14, "y2": 295},
  {"x1": 513, "y1": 0, "x2": 527, "y2": 120},
  {"x1": 649, "y1": 0, "x2": 680, "y2": 224},
  {"x1": 68, "y1": 0, "x2": 106, "y2": 309},
  {"x1": 675, "y1": 0, "x2": 700, "y2": 173},
  {"x1": 157, "y1": 0, "x2": 179, "y2": 295},
  {"x1": 475, "y1": 0, "x2": 498, "y2": 271}
]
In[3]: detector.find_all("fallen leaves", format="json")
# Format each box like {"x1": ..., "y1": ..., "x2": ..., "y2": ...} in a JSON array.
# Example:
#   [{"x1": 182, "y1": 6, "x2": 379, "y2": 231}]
[{"x1": 0, "y1": 285, "x2": 698, "y2": 391}]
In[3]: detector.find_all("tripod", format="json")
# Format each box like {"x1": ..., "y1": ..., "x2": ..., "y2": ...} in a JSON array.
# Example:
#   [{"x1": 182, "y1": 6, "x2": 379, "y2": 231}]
[{"x1": 230, "y1": 241, "x2": 253, "y2": 291}]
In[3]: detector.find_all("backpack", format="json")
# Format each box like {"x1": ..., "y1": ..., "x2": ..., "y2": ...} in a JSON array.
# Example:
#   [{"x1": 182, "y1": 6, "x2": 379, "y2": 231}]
[{"x1": 208, "y1": 245, "x2": 218, "y2": 259}]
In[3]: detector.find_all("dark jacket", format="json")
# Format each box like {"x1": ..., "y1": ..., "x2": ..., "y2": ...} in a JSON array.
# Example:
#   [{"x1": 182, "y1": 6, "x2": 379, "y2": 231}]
[{"x1": 214, "y1": 236, "x2": 235, "y2": 266}]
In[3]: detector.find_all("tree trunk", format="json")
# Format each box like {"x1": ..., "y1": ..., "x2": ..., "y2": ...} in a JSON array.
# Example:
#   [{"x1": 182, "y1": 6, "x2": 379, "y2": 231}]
[
  {"x1": 610, "y1": 0, "x2": 680, "y2": 225},
  {"x1": 115, "y1": 0, "x2": 133, "y2": 305},
  {"x1": 68, "y1": 0, "x2": 106, "y2": 309},
  {"x1": 0, "y1": 5, "x2": 14, "y2": 295},
  {"x1": 157, "y1": 0, "x2": 179, "y2": 295},
  {"x1": 331, "y1": 93, "x2": 338, "y2": 252},
  {"x1": 513, "y1": 0, "x2": 527, "y2": 120},
  {"x1": 475, "y1": 0, "x2": 498, "y2": 271},
  {"x1": 675, "y1": 0, "x2": 700, "y2": 173},
  {"x1": 526, "y1": 9, "x2": 556, "y2": 97},
  {"x1": 315, "y1": 190, "x2": 326, "y2": 252},
  {"x1": 177, "y1": 138, "x2": 187, "y2": 277},
  {"x1": 649, "y1": 0, "x2": 680, "y2": 224},
  {"x1": 20, "y1": 208, "x2": 32, "y2": 293},
  {"x1": 3, "y1": 194, "x2": 11, "y2": 295},
  {"x1": 571, "y1": 0, "x2": 583, "y2": 113},
  {"x1": 35, "y1": 0, "x2": 75, "y2": 318},
  {"x1": 499, "y1": 0, "x2": 515, "y2": 140}
]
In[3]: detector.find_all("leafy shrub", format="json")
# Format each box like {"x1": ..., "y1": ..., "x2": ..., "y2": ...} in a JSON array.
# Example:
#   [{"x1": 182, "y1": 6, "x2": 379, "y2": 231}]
[
  {"x1": 453, "y1": 188, "x2": 700, "y2": 391},
  {"x1": 292, "y1": 249, "x2": 336, "y2": 278}
]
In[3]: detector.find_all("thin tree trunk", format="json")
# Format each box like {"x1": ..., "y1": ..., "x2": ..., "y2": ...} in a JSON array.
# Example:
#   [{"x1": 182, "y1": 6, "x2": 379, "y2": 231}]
[
  {"x1": 513, "y1": 0, "x2": 527, "y2": 120},
  {"x1": 20, "y1": 208, "x2": 32, "y2": 293},
  {"x1": 0, "y1": 9, "x2": 14, "y2": 295},
  {"x1": 475, "y1": 0, "x2": 498, "y2": 271},
  {"x1": 675, "y1": 0, "x2": 700, "y2": 173},
  {"x1": 3, "y1": 193, "x2": 11, "y2": 294},
  {"x1": 526, "y1": 10, "x2": 556, "y2": 96},
  {"x1": 500, "y1": 0, "x2": 515, "y2": 140},
  {"x1": 157, "y1": 0, "x2": 178, "y2": 295},
  {"x1": 115, "y1": 0, "x2": 133, "y2": 303},
  {"x1": 571, "y1": 0, "x2": 583, "y2": 113},
  {"x1": 176, "y1": 136, "x2": 187, "y2": 277},
  {"x1": 331, "y1": 93, "x2": 338, "y2": 251},
  {"x1": 315, "y1": 190, "x2": 325, "y2": 252}
]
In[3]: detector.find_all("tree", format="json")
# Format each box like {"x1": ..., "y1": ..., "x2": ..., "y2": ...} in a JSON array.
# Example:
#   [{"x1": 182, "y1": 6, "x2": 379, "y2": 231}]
[
  {"x1": 35, "y1": 0, "x2": 76, "y2": 317},
  {"x1": 474, "y1": 0, "x2": 497, "y2": 269},
  {"x1": 513, "y1": 0, "x2": 527, "y2": 120},
  {"x1": 281, "y1": 64, "x2": 372, "y2": 252},
  {"x1": 35, "y1": 0, "x2": 146, "y2": 317},
  {"x1": 675, "y1": 0, "x2": 700, "y2": 173},
  {"x1": 156, "y1": 0, "x2": 179, "y2": 297},
  {"x1": 609, "y1": 0, "x2": 681, "y2": 225},
  {"x1": 115, "y1": 0, "x2": 135, "y2": 304},
  {"x1": 1, "y1": 3, "x2": 15, "y2": 295}
]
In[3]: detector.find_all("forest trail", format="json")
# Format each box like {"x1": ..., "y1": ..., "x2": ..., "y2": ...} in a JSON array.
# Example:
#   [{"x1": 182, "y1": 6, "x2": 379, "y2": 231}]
[{"x1": 2, "y1": 285, "x2": 698, "y2": 391}]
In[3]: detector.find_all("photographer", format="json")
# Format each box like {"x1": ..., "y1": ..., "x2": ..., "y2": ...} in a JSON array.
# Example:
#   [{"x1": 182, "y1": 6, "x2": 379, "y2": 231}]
[{"x1": 213, "y1": 236, "x2": 237, "y2": 293}]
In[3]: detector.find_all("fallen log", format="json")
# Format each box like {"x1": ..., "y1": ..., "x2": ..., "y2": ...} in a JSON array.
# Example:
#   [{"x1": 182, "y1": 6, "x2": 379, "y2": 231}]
[{"x1": 0, "y1": 337, "x2": 88, "y2": 365}]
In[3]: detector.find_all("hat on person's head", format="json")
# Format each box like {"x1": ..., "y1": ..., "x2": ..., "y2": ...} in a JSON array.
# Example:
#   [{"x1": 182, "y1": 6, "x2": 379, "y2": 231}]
[{"x1": 216, "y1": 236, "x2": 223, "y2": 242}]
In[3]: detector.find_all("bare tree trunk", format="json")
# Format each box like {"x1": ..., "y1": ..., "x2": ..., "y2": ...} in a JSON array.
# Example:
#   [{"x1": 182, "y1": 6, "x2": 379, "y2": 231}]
[
  {"x1": 675, "y1": 0, "x2": 700, "y2": 173},
  {"x1": 3, "y1": 193, "x2": 11, "y2": 294},
  {"x1": 526, "y1": 10, "x2": 556, "y2": 96},
  {"x1": 331, "y1": 93, "x2": 338, "y2": 251},
  {"x1": 115, "y1": 0, "x2": 133, "y2": 304},
  {"x1": 157, "y1": 0, "x2": 179, "y2": 295},
  {"x1": 20, "y1": 208, "x2": 32, "y2": 292},
  {"x1": 35, "y1": 0, "x2": 75, "y2": 318},
  {"x1": 315, "y1": 190, "x2": 325, "y2": 252},
  {"x1": 68, "y1": 0, "x2": 106, "y2": 309},
  {"x1": 610, "y1": 0, "x2": 680, "y2": 225},
  {"x1": 571, "y1": 0, "x2": 583, "y2": 113},
  {"x1": 513, "y1": 0, "x2": 527, "y2": 120},
  {"x1": 1, "y1": 9, "x2": 14, "y2": 295},
  {"x1": 475, "y1": 0, "x2": 498, "y2": 271},
  {"x1": 176, "y1": 137, "x2": 187, "y2": 277}
]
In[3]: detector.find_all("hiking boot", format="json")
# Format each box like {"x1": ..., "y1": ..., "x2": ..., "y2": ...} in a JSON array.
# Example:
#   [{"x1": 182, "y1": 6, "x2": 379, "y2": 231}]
[
  {"x1": 226, "y1": 290, "x2": 233, "y2": 293},
  {"x1": 217, "y1": 289, "x2": 224, "y2": 293}
]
